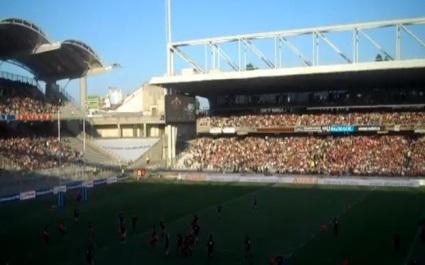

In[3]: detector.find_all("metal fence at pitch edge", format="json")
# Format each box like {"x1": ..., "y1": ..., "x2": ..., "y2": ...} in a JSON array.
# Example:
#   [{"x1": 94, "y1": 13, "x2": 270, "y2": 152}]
[{"x1": 0, "y1": 175, "x2": 128, "y2": 204}]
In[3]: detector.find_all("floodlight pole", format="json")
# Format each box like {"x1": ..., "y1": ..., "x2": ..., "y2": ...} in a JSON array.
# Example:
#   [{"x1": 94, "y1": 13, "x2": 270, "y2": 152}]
[
  {"x1": 166, "y1": 0, "x2": 173, "y2": 76},
  {"x1": 83, "y1": 114, "x2": 86, "y2": 152},
  {"x1": 57, "y1": 107, "x2": 61, "y2": 142}
]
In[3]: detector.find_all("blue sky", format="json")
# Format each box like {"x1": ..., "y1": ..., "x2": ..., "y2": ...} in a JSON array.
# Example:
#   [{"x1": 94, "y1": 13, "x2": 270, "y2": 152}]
[{"x1": 1, "y1": 0, "x2": 425, "y2": 100}]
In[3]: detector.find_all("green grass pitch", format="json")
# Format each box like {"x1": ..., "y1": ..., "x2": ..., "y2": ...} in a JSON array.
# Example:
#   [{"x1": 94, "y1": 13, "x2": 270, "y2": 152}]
[{"x1": 1, "y1": 180, "x2": 425, "y2": 265}]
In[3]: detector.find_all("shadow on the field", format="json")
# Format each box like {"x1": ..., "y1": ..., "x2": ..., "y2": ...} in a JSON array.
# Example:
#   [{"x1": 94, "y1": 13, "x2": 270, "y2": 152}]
[{"x1": 0, "y1": 166, "x2": 120, "y2": 197}]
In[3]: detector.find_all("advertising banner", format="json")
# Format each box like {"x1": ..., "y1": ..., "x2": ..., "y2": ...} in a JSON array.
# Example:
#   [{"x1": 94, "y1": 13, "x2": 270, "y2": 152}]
[
  {"x1": 293, "y1": 176, "x2": 319, "y2": 185},
  {"x1": 19, "y1": 190, "x2": 36, "y2": 201},
  {"x1": 0, "y1": 194, "x2": 20, "y2": 203},
  {"x1": 357, "y1": 126, "x2": 381, "y2": 132},
  {"x1": 106, "y1": 176, "x2": 118, "y2": 184},
  {"x1": 257, "y1": 127, "x2": 294, "y2": 133},
  {"x1": 330, "y1": 125, "x2": 357, "y2": 133},
  {"x1": 222, "y1": 127, "x2": 236, "y2": 134},
  {"x1": 185, "y1": 174, "x2": 207, "y2": 181},
  {"x1": 0, "y1": 114, "x2": 16, "y2": 121},
  {"x1": 53, "y1": 185, "x2": 67, "y2": 195},
  {"x1": 295, "y1": 126, "x2": 322, "y2": 133},
  {"x1": 17, "y1": 113, "x2": 52, "y2": 121},
  {"x1": 36, "y1": 188, "x2": 53, "y2": 197},
  {"x1": 209, "y1": 128, "x2": 222, "y2": 134},
  {"x1": 94, "y1": 179, "x2": 107, "y2": 186},
  {"x1": 83, "y1": 181, "x2": 94, "y2": 188},
  {"x1": 321, "y1": 126, "x2": 330, "y2": 132}
]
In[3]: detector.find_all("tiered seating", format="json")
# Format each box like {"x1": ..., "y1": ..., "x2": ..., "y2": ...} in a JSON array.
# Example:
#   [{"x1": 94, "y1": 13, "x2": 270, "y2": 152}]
[
  {"x1": 180, "y1": 135, "x2": 425, "y2": 177},
  {"x1": 198, "y1": 111, "x2": 425, "y2": 127},
  {"x1": 0, "y1": 79, "x2": 59, "y2": 116},
  {"x1": 0, "y1": 137, "x2": 78, "y2": 171}
]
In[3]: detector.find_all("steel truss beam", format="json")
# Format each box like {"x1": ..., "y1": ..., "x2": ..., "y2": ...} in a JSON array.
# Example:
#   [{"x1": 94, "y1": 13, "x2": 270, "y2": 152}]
[
  {"x1": 358, "y1": 30, "x2": 394, "y2": 60},
  {"x1": 280, "y1": 37, "x2": 312, "y2": 66},
  {"x1": 317, "y1": 32, "x2": 352, "y2": 63},
  {"x1": 212, "y1": 44, "x2": 239, "y2": 71},
  {"x1": 171, "y1": 17, "x2": 425, "y2": 47},
  {"x1": 172, "y1": 46, "x2": 204, "y2": 73},
  {"x1": 242, "y1": 39, "x2": 275, "y2": 68},
  {"x1": 167, "y1": 17, "x2": 425, "y2": 74},
  {"x1": 400, "y1": 25, "x2": 425, "y2": 48}
]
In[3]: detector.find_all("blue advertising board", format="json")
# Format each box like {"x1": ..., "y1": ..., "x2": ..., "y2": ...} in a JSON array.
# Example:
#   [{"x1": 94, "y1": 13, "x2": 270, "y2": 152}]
[
  {"x1": 0, "y1": 114, "x2": 16, "y2": 121},
  {"x1": 330, "y1": 125, "x2": 357, "y2": 133}
]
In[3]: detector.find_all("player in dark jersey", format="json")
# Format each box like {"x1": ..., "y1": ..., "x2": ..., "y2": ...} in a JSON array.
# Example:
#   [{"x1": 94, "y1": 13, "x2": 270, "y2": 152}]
[
  {"x1": 118, "y1": 212, "x2": 125, "y2": 227},
  {"x1": 244, "y1": 235, "x2": 253, "y2": 260},
  {"x1": 159, "y1": 220, "x2": 166, "y2": 240},
  {"x1": 181, "y1": 236, "x2": 190, "y2": 257},
  {"x1": 42, "y1": 225, "x2": 50, "y2": 244},
  {"x1": 192, "y1": 214, "x2": 199, "y2": 226},
  {"x1": 217, "y1": 205, "x2": 222, "y2": 220},
  {"x1": 333, "y1": 217, "x2": 339, "y2": 237},
  {"x1": 74, "y1": 208, "x2": 80, "y2": 223},
  {"x1": 252, "y1": 195, "x2": 258, "y2": 210},
  {"x1": 207, "y1": 234, "x2": 215, "y2": 258},
  {"x1": 193, "y1": 223, "x2": 200, "y2": 244},
  {"x1": 150, "y1": 226, "x2": 159, "y2": 247},
  {"x1": 58, "y1": 219, "x2": 67, "y2": 236},
  {"x1": 131, "y1": 216, "x2": 138, "y2": 232},
  {"x1": 76, "y1": 191, "x2": 82, "y2": 203},
  {"x1": 182, "y1": 234, "x2": 194, "y2": 257},
  {"x1": 164, "y1": 233, "x2": 170, "y2": 255},
  {"x1": 177, "y1": 233, "x2": 183, "y2": 254},
  {"x1": 188, "y1": 232, "x2": 195, "y2": 248},
  {"x1": 88, "y1": 222, "x2": 95, "y2": 240},
  {"x1": 119, "y1": 222, "x2": 127, "y2": 243},
  {"x1": 85, "y1": 244, "x2": 94, "y2": 265}
]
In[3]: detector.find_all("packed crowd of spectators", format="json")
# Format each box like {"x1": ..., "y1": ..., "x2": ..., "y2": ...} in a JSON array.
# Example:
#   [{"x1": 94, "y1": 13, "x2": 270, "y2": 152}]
[
  {"x1": 198, "y1": 111, "x2": 425, "y2": 127},
  {"x1": 180, "y1": 135, "x2": 425, "y2": 176},
  {"x1": 0, "y1": 137, "x2": 79, "y2": 171},
  {"x1": 0, "y1": 82, "x2": 59, "y2": 115},
  {"x1": 409, "y1": 137, "x2": 425, "y2": 176}
]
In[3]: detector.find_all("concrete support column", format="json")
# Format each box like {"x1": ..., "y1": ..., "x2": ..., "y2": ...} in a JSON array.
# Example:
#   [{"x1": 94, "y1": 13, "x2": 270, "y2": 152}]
[
  {"x1": 143, "y1": 123, "x2": 147, "y2": 137},
  {"x1": 166, "y1": 125, "x2": 172, "y2": 167},
  {"x1": 45, "y1": 81, "x2": 59, "y2": 101},
  {"x1": 117, "y1": 123, "x2": 122, "y2": 138},
  {"x1": 79, "y1": 76, "x2": 87, "y2": 111},
  {"x1": 166, "y1": 124, "x2": 177, "y2": 168}
]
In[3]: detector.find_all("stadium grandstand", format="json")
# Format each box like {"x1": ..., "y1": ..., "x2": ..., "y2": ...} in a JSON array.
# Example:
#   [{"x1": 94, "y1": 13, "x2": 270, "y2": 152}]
[
  {"x1": 0, "y1": 18, "x2": 121, "y2": 195},
  {"x1": 151, "y1": 17, "x2": 425, "y2": 177},
  {"x1": 2, "y1": 2, "x2": 425, "y2": 265}
]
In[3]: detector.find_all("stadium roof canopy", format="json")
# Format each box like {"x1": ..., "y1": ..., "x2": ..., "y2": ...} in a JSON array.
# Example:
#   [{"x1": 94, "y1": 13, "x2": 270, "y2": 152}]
[
  {"x1": 151, "y1": 59, "x2": 425, "y2": 97},
  {"x1": 0, "y1": 18, "x2": 104, "y2": 81},
  {"x1": 151, "y1": 17, "x2": 425, "y2": 97}
]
